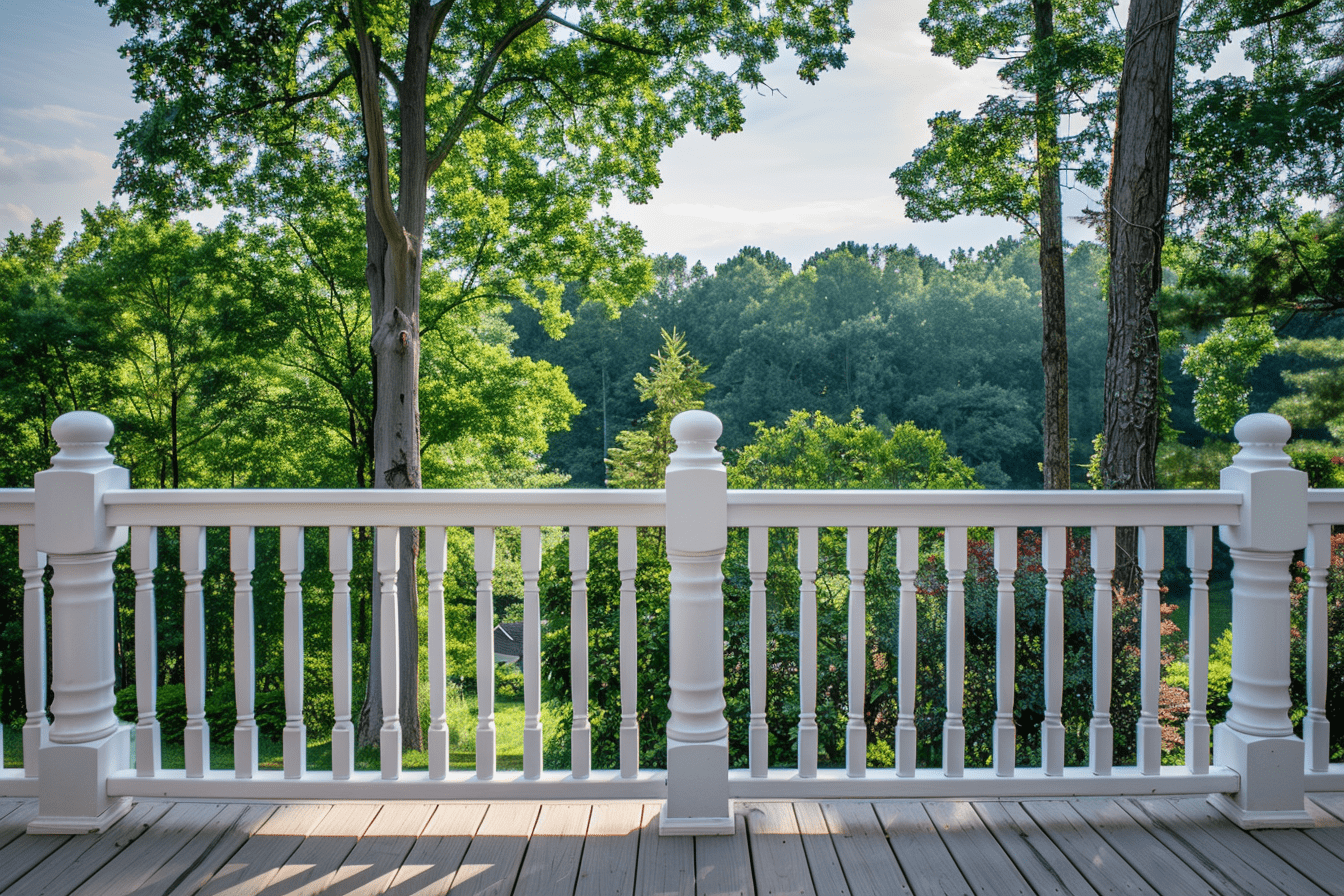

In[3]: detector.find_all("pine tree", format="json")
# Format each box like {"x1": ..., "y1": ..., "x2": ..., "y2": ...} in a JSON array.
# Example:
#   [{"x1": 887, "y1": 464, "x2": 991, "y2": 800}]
[{"x1": 606, "y1": 329, "x2": 712, "y2": 488}]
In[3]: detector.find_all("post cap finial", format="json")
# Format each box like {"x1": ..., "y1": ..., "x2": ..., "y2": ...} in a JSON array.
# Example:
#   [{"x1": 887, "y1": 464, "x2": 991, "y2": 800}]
[
  {"x1": 1234, "y1": 413, "x2": 1291, "y2": 449},
  {"x1": 50, "y1": 411, "x2": 116, "y2": 471},
  {"x1": 670, "y1": 409, "x2": 722, "y2": 446}
]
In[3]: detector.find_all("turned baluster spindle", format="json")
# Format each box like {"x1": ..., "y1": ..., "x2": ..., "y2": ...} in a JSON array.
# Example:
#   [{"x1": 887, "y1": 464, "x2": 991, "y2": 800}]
[
  {"x1": 1305, "y1": 523, "x2": 1332, "y2": 773},
  {"x1": 475, "y1": 527, "x2": 497, "y2": 779},
  {"x1": 993, "y1": 526, "x2": 1017, "y2": 777},
  {"x1": 748, "y1": 526, "x2": 769, "y2": 777},
  {"x1": 797, "y1": 527, "x2": 819, "y2": 778},
  {"x1": 181, "y1": 526, "x2": 209, "y2": 778},
  {"x1": 944, "y1": 526, "x2": 968, "y2": 777},
  {"x1": 571, "y1": 526, "x2": 592, "y2": 780},
  {"x1": 895, "y1": 526, "x2": 919, "y2": 777},
  {"x1": 374, "y1": 526, "x2": 399, "y2": 779},
  {"x1": 846, "y1": 526, "x2": 868, "y2": 778},
  {"x1": 19, "y1": 526, "x2": 48, "y2": 778},
  {"x1": 1089, "y1": 526, "x2": 1116, "y2": 776},
  {"x1": 1186, "y1": 526, "x2": 1213, "y2": 774},
  {"x1": 330, "y1": 526, "x2": 355, "y2": 780},
  {"x1": 131, "y1": 526, "x2": 159, "y2": 777},
  {"x1": 1136, "y1": 525, "x2": 1164, "y2": 775},
  {"x1": 426, "y1": 526, "x2": 448, "y2": 780},
  {"x1": 522, "y1": 526, "x2": 544, "y2": 779},
  {"x1": 281, "y1": 526, "x2": 307, "y2": 779},
  {"x1": 1041, "y1": 526, "x2": 1066, "y2": 776},
  {"x1": 618, "y1": 526, "x2": 639, "y2": 778},
  {"x1": 231, "y1": 526, "x2": 257, "y2": 779}
]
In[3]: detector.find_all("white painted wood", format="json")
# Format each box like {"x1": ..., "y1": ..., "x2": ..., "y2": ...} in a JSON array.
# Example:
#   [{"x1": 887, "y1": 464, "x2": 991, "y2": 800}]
[
  {"x1": 847, "y1": 527, "x2": 868, "y2": 778},
  {"x1": 618, "y1": 526, "x2": 639, "y2": 779},
  {"x1": 281, "y1": 526, "x2": 307, "y2": 780},
  {"x1": 570, "y1": 525, "x2": 592, "y2": 780},
  {"x1": 18, "y1": 526, "x2": 47, "y2": 778},
  {"x1": 1041, "y1": 526, "x2": 1066, "y2": 776},
  {"x1": 425, "y1": 526, "x2": 448, "y2": 780},
  {"x1": 230, "y1": 526, "x2": 257, "y2": 779},
  {"x1": 1186, "y1": 525, "x2": 1213, "y2": 774},
  {"x1": 748, "y1": 526, "x2": 769, "y2": 778},
  {"x1": 475, "y1": 527, "x2": 497, "y2": 780},
  {"x1": 944, "y1": 526, "x2": 968, "y2": 778},
  {"x1": 993, "y1": 526, "x2": 1017, "y2": 777},
  {"x1": 798, "y1": 526, "x2": 819, "y2": 779},
  {"x1": 1306, "y1": 523, "x2": 1332, "y2": 773},
  {"x1": 1090, "y1": 526, "x2": 1116, "y2": 776},
  {"x1": 181, "y1": 525, "x2": 210, "y2": 778},
  {"x1": 1137, "y1": 525, "x2": 1164, "y2": 775},
  {"x1": 329, "y1": 526, "x2": 354, "y2": 781},
  {"x1": 522, "y1": 525, "x2": 544, "y2": 780},
  {"x1": 131, "y1": 526, "x2": 160, "y2": 777},
  {"x1": 374, "y1": 526, "x2": 398, "y2": 780},
  {"x1": 896, "y1": 526, "x2": 919, "y2": 777}
]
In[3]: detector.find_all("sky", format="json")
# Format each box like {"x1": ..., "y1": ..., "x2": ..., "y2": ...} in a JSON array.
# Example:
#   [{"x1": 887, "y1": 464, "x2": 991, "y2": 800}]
[{"x1": 0, "y1": 0, "x2": 1107, "y2": 268}]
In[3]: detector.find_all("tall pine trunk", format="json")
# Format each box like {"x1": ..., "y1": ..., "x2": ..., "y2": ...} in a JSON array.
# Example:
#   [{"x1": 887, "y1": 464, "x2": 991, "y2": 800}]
[
  {"x1": 1036, "y1": 0, "x2": 1071, "y2": 491},
  {"x1": 1102, "y1": 0, "x2": 1179, "y2": 591}
]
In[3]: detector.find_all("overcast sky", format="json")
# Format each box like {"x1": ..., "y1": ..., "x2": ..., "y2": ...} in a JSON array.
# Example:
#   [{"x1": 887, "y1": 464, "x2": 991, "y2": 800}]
[{"x1": 1, "y1": 0, "x2": 1108, "y2": 268}]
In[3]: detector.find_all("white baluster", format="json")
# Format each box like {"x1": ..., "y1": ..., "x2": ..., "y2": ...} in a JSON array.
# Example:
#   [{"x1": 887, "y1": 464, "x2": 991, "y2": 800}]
[
  {"x1": 1089, "y1": 526, "x2": 1116, "y2": 776},
  {"x1": 944, "y1": 527, "x2": 968, "y2": 777},
  {"x1": 426, "y1": 526, "x2": 448, "y2": 780},
  {"x1": 1305, "y1": 523, "x2": 1331, "y2": 773},
  {"x1": 1186, "y1": 526, "x2": 1213, "y2": 774},
  {"x1": 570, "y1": 526, "x2": 591, "y2": 780},
  {"x1": 281, "y1": 526, "x2": 306, "y2": 779},
  {"x1": 181, "y1": 526, "x2": 209, "y2": 778},
  {"x1": 993, "y1": 526, "x2": 1017, "y2": 777},
  {"x1": 797, "y1": 527, "x2": 819, "y2": 778},
  {"x1": 618, "y1": 526, "x2": 639, "y2": 778},
  {"x1": 131, "y1": 527, "x2": 159, "y2": 777},
  {"x1": 231, "y1": 526, "x2": 257, "y2": 779},
  {"x1": 330, "y1": 527, "x2": 355, "y2": 780},
  {"x1": 522, "y1": 526, "x2": 543, "y2": 779},
  {"x1": 895, "y1": 526, "x2": 919, "y2": 777},
  {"x1": 846, "y1": 527, "x2": 868, "y2": 778},
  {"x1": 475, "y1": 527, "x2": 496, "y2": 779},
  {"x1": 19, "y1": 526, "x2": 48, "y2": 778},
  {"x1": 1042, "y1": 526, "x2": 1066, "y2": 776},
  {"x1": 748, "y1": 526, "x2": 769, "y2": 778},
  {"x1": 1137, "y1": 525, "x2": 1164, "y2": 775},
  {"x1": 375, "y1": 526, "x2": 399, "y2": 779}
]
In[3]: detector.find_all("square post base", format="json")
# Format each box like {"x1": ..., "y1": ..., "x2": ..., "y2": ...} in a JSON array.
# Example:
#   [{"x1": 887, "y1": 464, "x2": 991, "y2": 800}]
[
  {"x1": 29, "y1": 728, "x2": 132, "y2": 834},
  {"x1": 1210, "y1": 723, "x2": 1313, "y2": 829},
  {"x1": 662, "y1": 737, "x2": 732, "y2": 836}
]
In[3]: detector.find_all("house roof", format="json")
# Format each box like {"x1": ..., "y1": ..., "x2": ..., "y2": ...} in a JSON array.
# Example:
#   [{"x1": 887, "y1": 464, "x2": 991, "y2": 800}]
[{"x1": 493, "y1": 622, "x2": 524, "y2": 663}]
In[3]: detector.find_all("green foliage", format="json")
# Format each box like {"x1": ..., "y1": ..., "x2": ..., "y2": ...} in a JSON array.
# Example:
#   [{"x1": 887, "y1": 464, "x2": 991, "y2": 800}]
[
  {"x1": 1181, "y1": 317, "x2": 1278, "y2": 434},
  {"x1": 606, "y1": 329, "x2": 713, "y2": 488},
  {"x1": 1273, "y1": 338, "x2": 1344, "y2": 442}
]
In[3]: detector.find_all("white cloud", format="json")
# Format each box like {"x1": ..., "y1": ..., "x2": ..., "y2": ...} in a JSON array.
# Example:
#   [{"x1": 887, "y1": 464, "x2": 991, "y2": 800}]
[
  {"x1": 10, "y1": 104, "x2": 120, "y2": 128},
  {"x1": 1, "y1": 202, "x2": 38, "y2": 234},
  {"x1": 0, "y1": 140, "x2": 111, "y2": 186}
]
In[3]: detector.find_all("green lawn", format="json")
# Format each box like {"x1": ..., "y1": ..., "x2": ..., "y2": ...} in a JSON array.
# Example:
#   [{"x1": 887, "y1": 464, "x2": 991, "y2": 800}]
[{"x1": 1165, "y1": 579, "x2": 1233, "y2": 658}]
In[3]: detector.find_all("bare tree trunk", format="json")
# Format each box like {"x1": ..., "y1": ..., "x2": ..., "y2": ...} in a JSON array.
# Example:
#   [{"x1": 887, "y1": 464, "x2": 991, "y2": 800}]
[
  {"x1": 1102, "y1": 0, "x2": 1179, "y2": 592},
  {"x1": 1036, "y1": 0, "x2": 1071, "y2": 491}
]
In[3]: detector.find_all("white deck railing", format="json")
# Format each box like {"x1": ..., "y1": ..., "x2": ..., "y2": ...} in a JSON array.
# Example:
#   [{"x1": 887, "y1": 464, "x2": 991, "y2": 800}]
[{"x1": 0, "y1": 410, "x2": 1339, "y2": 835}]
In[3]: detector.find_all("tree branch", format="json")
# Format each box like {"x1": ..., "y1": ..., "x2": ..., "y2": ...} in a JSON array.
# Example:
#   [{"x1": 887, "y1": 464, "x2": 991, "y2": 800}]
[
  {"x1": 379, "y1": 60, "x2": 404, "y2": 98},
  {"x1": 350, "y1": 1, "x2": 404, "y2": 252},
  {"x1": 1182, "y1": 0, "x2": 1328, "y2": 34},
  {"x1": 206, "y1": 68, "x2": 351, "y2": 124},
  {"x1": 544, "y1": 12, "x2": 664, "y2": 56}
]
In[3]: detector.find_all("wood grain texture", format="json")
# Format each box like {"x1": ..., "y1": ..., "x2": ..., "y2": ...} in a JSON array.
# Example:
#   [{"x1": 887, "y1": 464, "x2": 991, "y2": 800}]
[
  {"x1": 820, "y1": 800, "x2": 911, "y2": 896},
  {"x1": 256, "y1": 802, "x2": 381, "y2": 896},
  {"x1": 70, "y1": 801, "x2": 230, "y2": 896},
  {"x1": 5, "y1": 800, "x2": 169, "y2": 895},
  {"x1": 574, "y1": 800, "x2": 642, "y2": 896},
  {"x1": 158, "y1": 804, "x2": 278, "y2": 896},
  {"x1": 1019, "y1": 800, "x2": 1160, "y2": 896},
  {"x1": 193, "y1": 803, "x2": 333, "y2": 896},
  {"x1": 695, "y1": 806, "x2": 754, "y2": 896},
  {"x1": 634, "y1": 802, "x2": 694, "y2": 896},
  {"x1": 973, "y1": 801, "x2": 1101, "y2": 896},
  {"x1": 923, "y1": 800, "x2": 1029, "y2": 896},
  {"x1": 744, "y1": 802, "x2": 815, "y2": 896},
  {"x1": 512, "y1": 804, "x2": 590, "y2": 896},
  {"x1": 873, "y1": 800, "x2": 970, "y2": 896},
  {"x1": 1068, "y1": 798, "x2": 1222, "y2": 896},
  {"x1": 445, "y1": 802, "x2": 538, "y2": 896},
  {"x1": 381, "y1": 804, "x2": 487, "y2": 896}
]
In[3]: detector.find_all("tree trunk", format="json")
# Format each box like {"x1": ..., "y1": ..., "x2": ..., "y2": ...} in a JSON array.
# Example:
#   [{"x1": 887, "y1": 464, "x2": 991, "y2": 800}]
[
  {"x1": 1035, "y1": 0, "x2": 1070, "y2": 491},
  {"x1": 1102, "y1": 0, "x2": 1179, "y2": 593}
]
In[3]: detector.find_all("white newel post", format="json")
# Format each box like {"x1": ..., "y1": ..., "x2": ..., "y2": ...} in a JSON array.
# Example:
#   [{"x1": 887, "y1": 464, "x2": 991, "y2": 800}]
[
  {"x1": 661, "y1": 410, "x2": 733, "y2": 836},
  {"x1": 1210, "y1": 413, "x2": 1312, "y2": 829},
  {"x1": 30, "y1": 411, "x2": 132, "y2": 834}
]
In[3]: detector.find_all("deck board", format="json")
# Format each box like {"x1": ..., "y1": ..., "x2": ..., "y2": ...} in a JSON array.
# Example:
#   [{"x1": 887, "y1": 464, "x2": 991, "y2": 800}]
[{"x1": 1, "y1": 793, "x2": 1343, "y2": 896}]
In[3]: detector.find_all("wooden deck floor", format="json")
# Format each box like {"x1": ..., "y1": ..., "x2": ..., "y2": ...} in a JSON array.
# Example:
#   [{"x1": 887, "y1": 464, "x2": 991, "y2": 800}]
[{"x1": 4, "y1": 793, "x2": 1344, "y2": 896}]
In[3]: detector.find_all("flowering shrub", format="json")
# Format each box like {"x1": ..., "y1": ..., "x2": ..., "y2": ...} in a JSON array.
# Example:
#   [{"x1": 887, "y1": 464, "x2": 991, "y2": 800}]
[{"x1": 1288, "y1": 531, "x2": 1344, "y2": 759}]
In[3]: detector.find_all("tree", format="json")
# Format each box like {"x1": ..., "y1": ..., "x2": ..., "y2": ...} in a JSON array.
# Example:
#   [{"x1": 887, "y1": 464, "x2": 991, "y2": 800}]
[
  {"x1": 893, "y1": 0, "x2": 1121, "y2": 489},
  {"x1": 606, "y1": 329, "x2": 711, "y2": 488},
  {"x1": 104, "y1": 0, "x2": 853, "y2": 749}
]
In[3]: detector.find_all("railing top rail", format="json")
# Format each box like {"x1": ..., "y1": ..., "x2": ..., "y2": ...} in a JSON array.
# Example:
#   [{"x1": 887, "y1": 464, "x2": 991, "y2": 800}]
[
  {"x1": 103, "y1": 487, "x2": 666, "y2": 528},
  {"x1": 0, "y1": 488, "x2": 35, "y2": 526},
  {"x1": 726, "y1": 488, "x2": 1244, "y2": 528},
  {"x1": 1308, "y1": 487, "x2": 1344, "y2": 525}
]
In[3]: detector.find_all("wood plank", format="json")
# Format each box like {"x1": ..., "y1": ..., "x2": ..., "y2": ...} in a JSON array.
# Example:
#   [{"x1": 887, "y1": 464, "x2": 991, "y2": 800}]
[
  {"x1": 1126, "y1": 798, "x2": 1322, "y2": 896},
  {"x1": 1253, "y1": 829, "x2": 1344, "y2": 895},
  {"x1": 317, "y1": 803, "x2": 439, "y2": 896},
  {"x1": 0, "y1": 798, "x2": 40, "y2": 850},
  {"x1": 1301, "y1": 797, "x2": 1344, "y2": 863},
  {"x1": 512, "y1": 804, "x2": 591, "y2": 896},
  {"x1": 4, "y1": 799, "x2": 171, "y2": 896},
  {"x1": 71, "y1": 801, "x2": 232, "y2": 896},
  {"x1": 819, "y1": 800, "x2": 912, "y2": 896},
  {"x1": 972, "y1": 802, "x2": 1100, "y2": 896},
  {"x1": 1068, "y1": 798, "x2": 1223, "y2": 896},
  {"x1": 633, "y1": 802, "x2": 694, "y2": 896},
  {"x1": 152, "y1": 804, "x2": 277, "y2": 896},
  {"x1": 1019, "y1": 800, "x2": 1160, "y2": 896},
  {"x1": 872, "y1": 800, "x2": 970, "y2": 896},
  {"x1": 792, "y1": 802, "x2": 849, "y2": 896},
  {"x1": 923, "y1": 801, "x2": 1030, "y2": 896},
  {"x1": 573, "y1": 801, "x2": 642, "y2": 896},
  {"x1": 256, "y1": 801, "x2": 380, "y2": 896},
  {"x1": 192, "y1": 803, "x2": 333, "y2": 896},
  {"x1": 743, "y1": 801, "x2": 815, "y2": 896},
  {"x1": 695, "y1": 805, "x2": 753, "y2": 896},
  {"x1": 382, "y1": 804, "x2": 487, "y2": 896},
  {"x1": 1310, "y1": 792, "x2": 1344, "y2": 824},
  {"x1": 446, "y1": 801, "x2": 539, "y2": 896}
]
